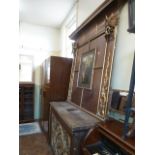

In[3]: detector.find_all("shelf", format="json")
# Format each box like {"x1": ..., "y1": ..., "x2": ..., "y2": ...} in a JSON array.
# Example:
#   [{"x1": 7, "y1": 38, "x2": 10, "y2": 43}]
[
  {"x1": 24, "y1": 109, "x2": 33, "y2": 114},
  {"x1": 109, "y1": 108, "x2": 125, "y2": 115},
  {"x1": 23, "y1": 99, "x2": 33, "y2": 102},
  {"x1": 19, "y1": 83, "x2": 34, "y2": 123}
]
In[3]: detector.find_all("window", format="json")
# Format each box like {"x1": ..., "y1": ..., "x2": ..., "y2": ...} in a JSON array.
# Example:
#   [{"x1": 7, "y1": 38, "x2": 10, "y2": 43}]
[
  {"x1": 19, "y1": 55, "x2": 34, "y2": 82},
  {"x1": 65, "y1": 15, "x2": 77, "y2": 58}
]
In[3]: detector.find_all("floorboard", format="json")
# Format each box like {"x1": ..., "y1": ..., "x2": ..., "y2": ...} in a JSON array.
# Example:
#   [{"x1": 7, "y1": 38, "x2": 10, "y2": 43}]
[{"x1": 19, "y1": 133, "x2": 53, "y2": 155}]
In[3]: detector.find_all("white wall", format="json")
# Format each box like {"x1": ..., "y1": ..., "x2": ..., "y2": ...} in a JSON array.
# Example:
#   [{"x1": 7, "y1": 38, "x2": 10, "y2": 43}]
[
  {"x1": 19, "y1": 22, "x2": 60, "y2": 52},
  {"x1": 19, "y1": 22, "x2": 61, "y2": 119},
  {"x1": 77, "y1": 0, "x2": 104, "y2": 26},
  {"x1": 110, "y1": 3, "x2": 135, "y2": 90}
]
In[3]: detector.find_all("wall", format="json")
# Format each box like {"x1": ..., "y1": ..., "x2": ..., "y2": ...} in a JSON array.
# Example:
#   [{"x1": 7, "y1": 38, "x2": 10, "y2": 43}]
[
  {"x1": 20, "y1": 22, "x2": 60, "y2": 52},
  {"x1": 19, "y1": 22, "x2": 61, "y2": 119},
  {"x1": 77, "y1": 0, "x2": 104, "y2": 26},
  {"x1": 110, "y1": 3, "x2": 135, "y2": 90}
]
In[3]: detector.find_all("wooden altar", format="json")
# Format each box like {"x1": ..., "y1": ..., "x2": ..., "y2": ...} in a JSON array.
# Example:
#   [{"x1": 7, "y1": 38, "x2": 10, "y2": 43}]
[{"x1": 48, "y1": 0, "x2": 135, "y2": 154}]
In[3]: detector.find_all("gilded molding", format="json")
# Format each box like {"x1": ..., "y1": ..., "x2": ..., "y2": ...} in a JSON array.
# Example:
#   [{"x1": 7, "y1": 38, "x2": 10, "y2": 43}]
[
  {"x1": 72, "y1": 42, "x2": 78, "y2": 57},
  {"x1": 67, "y1": 42, "x2": 78, "y2": 101},
  {"x1": 97, "y1": 43, "x2": 112, "y2": 117},
  {"x1": 97, "y1": 13, "x2": 119, "y2": 118}
]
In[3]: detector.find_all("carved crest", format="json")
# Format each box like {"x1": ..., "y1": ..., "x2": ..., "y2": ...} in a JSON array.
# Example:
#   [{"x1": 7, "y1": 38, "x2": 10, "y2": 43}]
[{"x1": 104, "y1": 13, "x2": 119, "y2": 37}]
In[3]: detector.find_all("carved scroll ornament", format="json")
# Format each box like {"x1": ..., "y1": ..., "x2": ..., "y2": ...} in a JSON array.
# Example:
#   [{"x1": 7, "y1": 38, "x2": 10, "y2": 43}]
[{"x1": 104, "y1": 13, "x2": 119, "y2": 37}]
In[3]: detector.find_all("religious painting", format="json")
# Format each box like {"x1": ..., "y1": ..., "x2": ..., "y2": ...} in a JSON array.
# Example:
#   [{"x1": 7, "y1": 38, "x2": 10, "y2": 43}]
[{"x1": 78, "y1": 50, "x2": 95, "y2": 89}]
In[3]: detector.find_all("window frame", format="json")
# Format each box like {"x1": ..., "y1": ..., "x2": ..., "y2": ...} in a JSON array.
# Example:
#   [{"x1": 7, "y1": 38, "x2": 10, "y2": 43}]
[
  {"x1": 19, "y1": 54, "x2": 34, "y2": 83},
  {"x1": 64, "y1": 14, "x2": 77, "y2": 58}
]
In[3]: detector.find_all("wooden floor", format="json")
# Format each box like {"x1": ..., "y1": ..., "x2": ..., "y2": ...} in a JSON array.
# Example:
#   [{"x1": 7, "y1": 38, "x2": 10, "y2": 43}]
[{"x1": 19, "y1": 133, "x2": 53, "y2": 155}]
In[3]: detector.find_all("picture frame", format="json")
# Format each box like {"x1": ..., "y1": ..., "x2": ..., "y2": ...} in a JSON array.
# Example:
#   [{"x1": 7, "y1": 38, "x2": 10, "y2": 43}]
[{"x1": 77, "y1": 49, "x2": 96, "y2": 89}]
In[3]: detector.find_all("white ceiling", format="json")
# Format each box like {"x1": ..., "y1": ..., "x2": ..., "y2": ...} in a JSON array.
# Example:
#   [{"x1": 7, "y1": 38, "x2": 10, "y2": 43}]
[{"x1": 19, "y1": 0, "x2": 77, "y2": 28}]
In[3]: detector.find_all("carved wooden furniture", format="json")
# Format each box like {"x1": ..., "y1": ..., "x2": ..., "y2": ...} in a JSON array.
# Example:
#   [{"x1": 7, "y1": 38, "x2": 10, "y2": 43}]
[
  {"x1": 82, "y1": 119, "x2": 135, "y2": 155},
  {"x1": 40, "y1": 56, "x2": 72, "y2": 136},
  {"x1": 19, "y1": 83, "x2": 34, "y2": 123},
  {"x1": 48, "y1": 0, "x2": 135, "y2": 154},
  {"x1": 49, "y1": 101, "x2": 99, "y2": 155}
]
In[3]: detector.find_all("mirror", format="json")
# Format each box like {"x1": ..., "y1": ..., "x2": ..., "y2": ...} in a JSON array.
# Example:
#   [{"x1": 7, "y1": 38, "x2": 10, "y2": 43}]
[
  {"x1": 107, "y1": 2, "x2": 135, "y2": 136},
  {"x1": 108, "y1": 89, "x2": 135, "y2": 124}
]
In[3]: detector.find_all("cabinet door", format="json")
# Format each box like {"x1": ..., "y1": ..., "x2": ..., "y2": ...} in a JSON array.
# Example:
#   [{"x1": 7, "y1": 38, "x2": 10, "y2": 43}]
[
  {"x1": 40, "y1": 87, "x2": 50, "y2": 133},
  {"x1": 19, "y1": 84, "x2": 34, "y2": 123},
  {"x1": 50, "y1": 57, "x2": 72, "y2": 101}
]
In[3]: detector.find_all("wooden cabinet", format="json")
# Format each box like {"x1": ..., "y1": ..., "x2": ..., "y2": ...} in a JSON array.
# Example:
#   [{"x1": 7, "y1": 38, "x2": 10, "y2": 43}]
[
  {"x1": 49, "y1": 101, "x2": 99, "y2": 155},
  {"x1": 40, "y1": 56, "x2": 72, "y2": 136},
  {"x1": 19, "y1": 83, "x2": 34, "y2": 123}
]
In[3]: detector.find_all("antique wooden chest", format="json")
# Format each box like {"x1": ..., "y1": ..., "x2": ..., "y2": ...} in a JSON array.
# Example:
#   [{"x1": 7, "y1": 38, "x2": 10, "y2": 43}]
[{"x1": 49, "y1": 101, "x2": 99, "y2": 155}]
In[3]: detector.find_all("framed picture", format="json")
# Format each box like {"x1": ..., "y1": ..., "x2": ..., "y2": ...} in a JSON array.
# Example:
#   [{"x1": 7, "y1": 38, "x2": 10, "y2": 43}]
[{"x1": 77, "y1": 50, "x2": 95, "y2": 89}]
